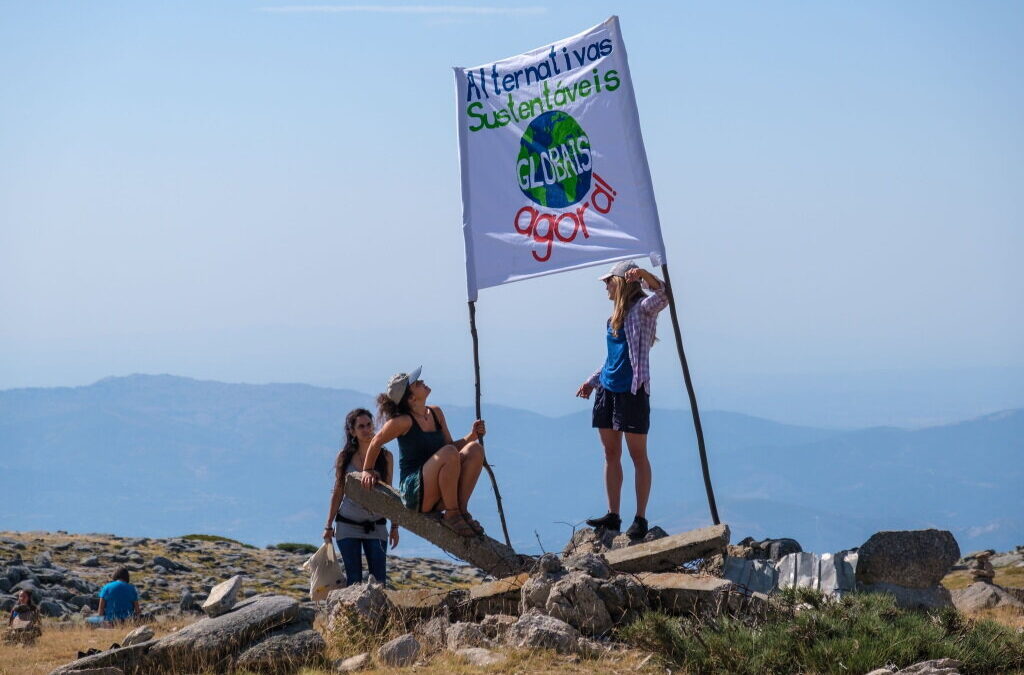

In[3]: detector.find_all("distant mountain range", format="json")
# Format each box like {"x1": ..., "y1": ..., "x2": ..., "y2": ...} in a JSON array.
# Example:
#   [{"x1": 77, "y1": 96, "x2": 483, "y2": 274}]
[{"x1": 1, "y1": 375, "x2": 1020, "y2": 558}]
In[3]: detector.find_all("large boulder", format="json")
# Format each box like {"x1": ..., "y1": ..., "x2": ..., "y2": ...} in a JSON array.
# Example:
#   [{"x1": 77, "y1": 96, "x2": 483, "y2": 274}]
[
  {"x1": 858, "y1": 582, "x2": 953, "y2": 610},
  {"x1": 504, "y1": 611, "x2": 582, "y2": 654},
  {"x1": 855, "y1": 530, "x2": 959, "y2": 589},
  {"x1": 544, "y1": 571, "x2": 613, "y2": 635},
  {"x1": 148, "y1": 594, "x2": 300, "y2": 671},
  {"x1": 951, "y1": 582, "x2": 1024, "y2": 613},
  {"x1": 596, "y1": 574, "x2": 649, "y2": 621},
  {"x1": 233, "y1": 622, "x2": 326, "y2": 673},
  {"x1": 326, "y1": 580, "x2": 391, "y2": 632}
]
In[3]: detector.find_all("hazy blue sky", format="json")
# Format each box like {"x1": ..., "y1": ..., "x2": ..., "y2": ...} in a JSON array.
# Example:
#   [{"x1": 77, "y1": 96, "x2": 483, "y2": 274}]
[{"x1": 1, "y1": 1, "x2": 1021, "y2": 424}]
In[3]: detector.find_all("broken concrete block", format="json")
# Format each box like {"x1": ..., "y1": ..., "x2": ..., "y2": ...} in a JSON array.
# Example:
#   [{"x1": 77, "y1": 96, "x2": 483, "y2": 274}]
[
  {"x1": 385, "y1": 588, "x2": 450, "y2": 624},
  {"x1": 638, "y1": 573, "x2": 733, "y2": 614},
  {"x1": 604, "y1": 524, "x2": 729, "y2": 573},
  {"x1": 777, "y1": 550, "x2": 858, "y2": 596},
  {"x1": 469, "y1": 573, "x2": 528, "y2": 619}
]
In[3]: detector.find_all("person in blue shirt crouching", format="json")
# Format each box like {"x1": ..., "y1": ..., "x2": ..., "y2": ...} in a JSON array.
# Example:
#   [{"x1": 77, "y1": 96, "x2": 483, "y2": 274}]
[{"x1": 86, "y1": 567, "x2": 140, "y2": 626}]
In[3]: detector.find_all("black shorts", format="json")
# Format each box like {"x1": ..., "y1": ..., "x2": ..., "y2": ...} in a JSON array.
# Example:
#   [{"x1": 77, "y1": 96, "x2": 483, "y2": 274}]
[{"x1": 592, "y1": 387, "x2": 650, "y2": 434}]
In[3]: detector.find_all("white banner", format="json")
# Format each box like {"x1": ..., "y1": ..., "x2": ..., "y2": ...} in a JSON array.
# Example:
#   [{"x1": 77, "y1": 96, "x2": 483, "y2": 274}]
[{"x1": 455, "y1": 16, "x2": 666, "y2": 301}]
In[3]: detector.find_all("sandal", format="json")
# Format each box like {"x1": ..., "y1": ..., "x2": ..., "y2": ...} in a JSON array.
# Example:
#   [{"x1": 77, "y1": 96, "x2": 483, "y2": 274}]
[
  {"x1": 442, "y1": 511, "x2": 477, "y2": 537},
  {"x1": 462, "y1": 512, "x2": 486, "y2": 536}
]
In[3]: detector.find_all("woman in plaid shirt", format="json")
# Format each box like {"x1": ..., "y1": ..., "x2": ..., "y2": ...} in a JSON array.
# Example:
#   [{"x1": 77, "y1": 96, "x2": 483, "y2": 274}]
[{"x1": 576, "y1": 260, "x2": 668, "y2": 540}]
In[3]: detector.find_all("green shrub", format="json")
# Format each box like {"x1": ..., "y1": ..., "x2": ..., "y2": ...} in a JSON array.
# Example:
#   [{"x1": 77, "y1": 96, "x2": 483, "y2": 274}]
[
  {"x1": 271, "y1": 542, "x2": 318, "y2": 555},
  {"x1": 181, "y1": 533, "x2": 256, "y2": 549},
  {"x1": 618, "y1": 591, "x2": 1024, "y2": 674}
]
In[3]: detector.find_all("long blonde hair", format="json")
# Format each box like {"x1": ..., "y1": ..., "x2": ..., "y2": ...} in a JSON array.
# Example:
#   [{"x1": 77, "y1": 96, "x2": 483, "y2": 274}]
[{"x1": 608, "y1": 276, "x2": 646, "y2": 336}]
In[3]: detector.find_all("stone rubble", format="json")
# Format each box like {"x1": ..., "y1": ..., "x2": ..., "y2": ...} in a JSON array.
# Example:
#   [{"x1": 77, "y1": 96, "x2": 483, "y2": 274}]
[
  {"x1": 0, "y1": 530, "x2": 487, "y2": 622},
  {"x1": 20, "y1": 526, "x2": 1024, "y2": 675}
]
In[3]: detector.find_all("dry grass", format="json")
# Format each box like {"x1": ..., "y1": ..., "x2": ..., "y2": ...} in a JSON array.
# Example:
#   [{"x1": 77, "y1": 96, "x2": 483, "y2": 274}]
[
  {"x1": 0, "y1": 615, "x2": 191, "y2": 675},
  {"x1": 0, "y1": 615, "x2": 652, "y2": 675},
  {"x1": 966, "y1": 605, "x2": 1024, "y2": 631},
  {"x1": 327, "y1": 648, "x2": 656, "y2": 674},
  {"x1": 943, "y1": 566, "x2": 1024, "y2": 590},
  {"x1": 276, "y1": 648, "x2": 654, "y2": 674}
]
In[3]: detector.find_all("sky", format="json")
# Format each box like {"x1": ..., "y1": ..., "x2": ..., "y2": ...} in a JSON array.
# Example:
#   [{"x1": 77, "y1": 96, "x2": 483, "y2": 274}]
[{"x1": 1, "y1": 1, "x2": 1022, "y2": 426}]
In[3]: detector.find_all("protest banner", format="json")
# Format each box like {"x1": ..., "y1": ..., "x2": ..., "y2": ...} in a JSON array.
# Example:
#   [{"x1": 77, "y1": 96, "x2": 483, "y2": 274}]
[
  {"x1": 454, "y1": 17, "x2": 719, "y2": 538},
  {"x1": 455, "y1": 15, "x2": 665, "y2": 300}
]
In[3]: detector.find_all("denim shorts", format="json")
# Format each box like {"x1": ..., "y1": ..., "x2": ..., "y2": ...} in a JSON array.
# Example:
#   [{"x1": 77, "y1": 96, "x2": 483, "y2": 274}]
[{"x1": 592, "y1": 387, "x2": 650, "y2": 434}]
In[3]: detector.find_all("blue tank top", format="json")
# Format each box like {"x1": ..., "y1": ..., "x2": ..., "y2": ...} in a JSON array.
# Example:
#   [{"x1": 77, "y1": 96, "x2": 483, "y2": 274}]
[{"x1": 600, "y1": 322, "x2": 633, "y2": 393}]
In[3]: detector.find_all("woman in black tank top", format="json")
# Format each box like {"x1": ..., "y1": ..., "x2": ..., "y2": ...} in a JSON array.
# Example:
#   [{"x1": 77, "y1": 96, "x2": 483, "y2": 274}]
[{"x1": 360, "y1": 366, "x2": 487, "y2": 538}]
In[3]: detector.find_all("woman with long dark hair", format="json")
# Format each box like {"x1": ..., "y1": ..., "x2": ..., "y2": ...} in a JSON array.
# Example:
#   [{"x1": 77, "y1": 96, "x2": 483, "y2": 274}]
[
  {"x1": 322, "y1": 408, "x2": 398, "y2": 586},
  {"x1": 359, "y1": 366, "x2": 486, "y2": 538},
  {"x1": 576, "y1": 261, "x2": 668, "y2": 540}
]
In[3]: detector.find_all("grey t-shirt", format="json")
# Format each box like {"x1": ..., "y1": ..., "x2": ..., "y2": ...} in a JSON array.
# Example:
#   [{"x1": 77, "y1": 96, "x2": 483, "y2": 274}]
[{"x1": 334, "y1": 458, "x2": 387, "y2": 540}]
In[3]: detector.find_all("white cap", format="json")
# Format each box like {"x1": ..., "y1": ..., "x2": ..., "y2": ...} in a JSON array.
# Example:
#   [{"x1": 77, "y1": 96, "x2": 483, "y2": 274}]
[
  {"x1": 598, "y1": 260, "x2": 639, "y2": 281},
  {"x1": 385, "y1": 366, "x2": 422, "y2": 403}
]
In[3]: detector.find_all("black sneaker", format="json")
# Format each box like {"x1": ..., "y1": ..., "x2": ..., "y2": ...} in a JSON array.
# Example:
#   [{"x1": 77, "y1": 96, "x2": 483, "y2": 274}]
[
  {"x1": 625, "y1": 516, "x2": 649, "y2": 540},
  {"x1": 585, "y1": 512, "x2": 621, "y2": 532}
]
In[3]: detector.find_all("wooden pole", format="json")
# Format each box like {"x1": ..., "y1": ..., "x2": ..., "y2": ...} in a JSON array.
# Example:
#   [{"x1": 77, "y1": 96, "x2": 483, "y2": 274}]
[
  {"x1": 660, "y1": 264, "x2": 720, "y2": 525},
  {"x1": 468, "y1": 301, "x2": 513, "y2": 547}
]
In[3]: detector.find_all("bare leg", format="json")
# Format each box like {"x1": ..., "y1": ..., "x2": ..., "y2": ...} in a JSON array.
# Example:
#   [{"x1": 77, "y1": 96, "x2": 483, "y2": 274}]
[
  {"x1": 418, "y1": 445, "x2": 460, "y2": 512},
  {"x1": 457, "y1": 441, "x2": 484, "y2": 513},
  {"x1": 598, "y1": 428, "x2": 624, "y2": 514},
  {"x1": 625, "y1": 432, "x2": 651, "y2": 518}
]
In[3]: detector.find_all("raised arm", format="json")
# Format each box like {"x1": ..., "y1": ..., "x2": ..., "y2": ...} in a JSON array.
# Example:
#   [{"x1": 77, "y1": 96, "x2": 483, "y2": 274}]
[
  {"x1": 628, "y1": 268, "x2": 668, "y2": 314},
  {"x1": 360, "y1": 417, "x2": 411, "y2": 488}
]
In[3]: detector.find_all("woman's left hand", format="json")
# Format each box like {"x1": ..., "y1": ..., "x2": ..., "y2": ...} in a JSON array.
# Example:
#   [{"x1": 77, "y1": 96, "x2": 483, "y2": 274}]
[
  {"x1": 389, "y1": 527, "x2": 400, "y2": 549},
  {"x1": 470, "y1": 419, "x2": 486, "y2": 440}
]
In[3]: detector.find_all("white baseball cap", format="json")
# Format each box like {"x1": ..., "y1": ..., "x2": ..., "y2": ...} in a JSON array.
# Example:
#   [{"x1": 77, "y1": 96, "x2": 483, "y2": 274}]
[
  {"x1": 385, "y1": 366, "x2": 422, "y2": 403},
  {"x1": 598, "y1": 260, "x2": 639, "y2": 281}
]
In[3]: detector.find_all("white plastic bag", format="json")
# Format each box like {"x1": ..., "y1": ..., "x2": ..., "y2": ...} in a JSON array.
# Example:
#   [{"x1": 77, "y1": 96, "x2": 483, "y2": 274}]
[{"x1": 302, "y1": 542, "x2": 345, "y2": 601}]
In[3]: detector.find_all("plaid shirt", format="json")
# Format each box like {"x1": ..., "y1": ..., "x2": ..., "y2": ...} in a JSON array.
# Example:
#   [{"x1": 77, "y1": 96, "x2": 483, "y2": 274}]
[{"x1": 587, "y1": 281, "x2": 669, "y2": 395}]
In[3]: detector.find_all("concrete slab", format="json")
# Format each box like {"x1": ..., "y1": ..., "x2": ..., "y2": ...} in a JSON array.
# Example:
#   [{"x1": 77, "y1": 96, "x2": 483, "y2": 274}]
[
  {"x1": 638, "y1": 573, "x2": 733, "y2": 614},
  {"x1": 468, "y1": 573, "x2": 529, "y2": 619},
  {"x1": 604, "y1": 524, "x2": 730, "y2": 573},
  {"x1": 386, "y1": 588, "x2": 451, "y2": 623}
]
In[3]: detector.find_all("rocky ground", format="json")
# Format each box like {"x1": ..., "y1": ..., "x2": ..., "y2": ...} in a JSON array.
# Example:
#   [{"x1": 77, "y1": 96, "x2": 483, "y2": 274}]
[
  {"x1": 0, "y1": 530, "x2": 489, "y2": 621},
  {"x1": 3, "y1": 529, "x2": 1023, "y2": 675}
]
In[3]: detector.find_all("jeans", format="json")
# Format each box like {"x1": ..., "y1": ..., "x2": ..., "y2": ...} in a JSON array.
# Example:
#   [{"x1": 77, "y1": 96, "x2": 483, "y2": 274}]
[{"x1": 336, "y1": 537, "x2": 387, "y2": 586}]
